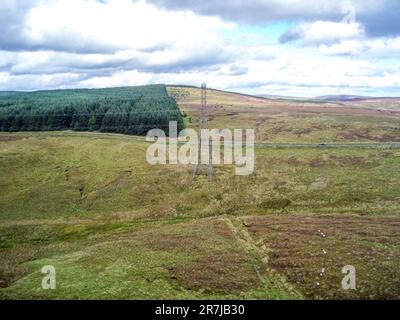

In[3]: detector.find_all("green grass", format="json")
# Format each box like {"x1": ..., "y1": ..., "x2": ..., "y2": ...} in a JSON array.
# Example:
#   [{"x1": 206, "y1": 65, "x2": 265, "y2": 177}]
[
  {"x1": 1, "y1": 131, "x2": 399, "y2": 221},
  {"x1": 1, "y1": 86, "x2": 399, "y2": 299},
  {"x1": 0, "y1": 217, "x2": 299, "y2": 299},
  {"x1": 0, "y1": 131, "x2": 399, "y2": 299}
]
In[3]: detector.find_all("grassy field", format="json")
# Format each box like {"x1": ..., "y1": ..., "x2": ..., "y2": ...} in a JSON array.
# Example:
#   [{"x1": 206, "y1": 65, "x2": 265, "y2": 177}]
[
  {"x1": 1, "y1": 131, "x2": 399, "y2": 299},
  {"x1": 168, "y1": 86, "x2": 400, "y2": 144}
]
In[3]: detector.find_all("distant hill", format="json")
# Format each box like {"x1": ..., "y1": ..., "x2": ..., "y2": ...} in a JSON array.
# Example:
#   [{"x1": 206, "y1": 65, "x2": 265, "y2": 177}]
[
  {"x1": 258, "y1": 94, "x2": 307, "y2": 100},
  {"x1": 315, "y1": 95, "x2": 375, "y2": 102},
  {"x1": 258, "y1": 93, "x2": 400, "y2": 103}
]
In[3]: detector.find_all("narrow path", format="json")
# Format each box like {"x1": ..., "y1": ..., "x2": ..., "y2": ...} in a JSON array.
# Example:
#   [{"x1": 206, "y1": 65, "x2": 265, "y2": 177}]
[{"x1": 222, "y1": 216, "x2": 303, "y2": 299}]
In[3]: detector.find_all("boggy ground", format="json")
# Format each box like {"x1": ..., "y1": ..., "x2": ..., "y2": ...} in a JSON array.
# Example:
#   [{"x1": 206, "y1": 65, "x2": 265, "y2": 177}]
[
  {"x1": 243, "y1": 215, "x2": 400, "y2": 299},
  {"x1": 0, "y1": 131, "x2": 399, "y2": 299},
  {"x1": 1, "y1": 215, "x2": 398, "y2": 299}
]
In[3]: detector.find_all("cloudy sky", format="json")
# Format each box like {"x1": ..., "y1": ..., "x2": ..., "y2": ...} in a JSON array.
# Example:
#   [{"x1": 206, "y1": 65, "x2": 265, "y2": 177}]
[{"x1": 0, "y1": 0, "x2": 399, "y2": 96}]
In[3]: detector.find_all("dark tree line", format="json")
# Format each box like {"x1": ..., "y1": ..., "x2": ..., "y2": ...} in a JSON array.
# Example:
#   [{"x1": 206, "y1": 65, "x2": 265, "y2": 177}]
[{"x1": 0, "y1": 85, "x2": 184, "y2": 135}]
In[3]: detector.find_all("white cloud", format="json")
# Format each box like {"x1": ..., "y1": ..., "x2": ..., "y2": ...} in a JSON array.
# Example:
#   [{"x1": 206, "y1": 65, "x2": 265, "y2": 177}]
[
  {"x1": 22, "y1": 0, "x2": 234, "y2": 53},
  {"x1": 318, "y1": 40, "x2": 369, "y2": 56},
  {"x1": 280, "y1": 21, "x2": 365, "y2": 45},
  {"x1": 317, "y1": 36, "x2": 400, "y2": 57},
  {"x1": 79, "y1": 69, "x2": 154, "y2": 88},
  {"x1": 146, "y1": 0, "x2": 382, "y2": 25},
  {"x1": 0, "y1": 0, "x2": 399, "y2": 96}
]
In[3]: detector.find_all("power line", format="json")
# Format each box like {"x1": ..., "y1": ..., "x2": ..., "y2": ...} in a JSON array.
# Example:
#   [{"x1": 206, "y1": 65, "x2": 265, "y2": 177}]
[{"x1": 0, "y1": 111, "x2": 183, "y2": 117}]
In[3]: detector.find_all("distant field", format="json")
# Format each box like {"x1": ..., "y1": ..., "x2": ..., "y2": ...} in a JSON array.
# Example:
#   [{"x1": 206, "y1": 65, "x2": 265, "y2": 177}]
[
  {"x1": 1, "y1": 132, "x2": 399, "y2": 299},
  {"x1": 168, "y1": 86, "x2": 400, "y2": 144}
]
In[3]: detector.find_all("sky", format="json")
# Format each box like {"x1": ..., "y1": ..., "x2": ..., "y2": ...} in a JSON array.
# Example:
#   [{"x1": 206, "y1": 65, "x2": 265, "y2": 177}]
[{"x1": 0, "y1": 0, "x2": 399, "y2": 97}]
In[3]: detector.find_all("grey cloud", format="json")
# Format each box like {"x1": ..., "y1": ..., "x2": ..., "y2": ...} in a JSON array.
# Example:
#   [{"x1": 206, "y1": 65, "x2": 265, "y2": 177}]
[
  {"x1": 146, "y1": 0, "x2": 341, "y2": 23},
  {"x1": 3, "y1": 42, "x2": 233, "y2": 80},
  {"x1": 226, "y1": 64, "x2": 248, "y2": 75},
  {"x1": 9, "y1": 55, "x2": 134, "y2": 76},
  {"x1": 279, "y1": 27, "x2": 303, "y2": 43},
  {"x1": 2, "y1": 0, "x2": 398, "y2": 56},
  {"x1": 139, "y1": 48, "x2": 233, "y2": 73},
  {"x1": 145, "y1": 0, "x2": 400, "y2": 37},
  {"x1": 360, "y1": 1, "x2": 400, "y2": 37},
  {"x1": 217, "y1": 63, "x2": 249, "y2": 76},
  {"x1": 0, "y1": 0, "x2": 36, "y2": 51}
]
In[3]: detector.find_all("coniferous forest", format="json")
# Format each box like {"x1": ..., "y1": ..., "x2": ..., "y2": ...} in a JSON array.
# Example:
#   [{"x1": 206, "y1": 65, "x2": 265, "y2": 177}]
[{"x1": 0, "y1": 85, "x2": 184, "y2": 135}]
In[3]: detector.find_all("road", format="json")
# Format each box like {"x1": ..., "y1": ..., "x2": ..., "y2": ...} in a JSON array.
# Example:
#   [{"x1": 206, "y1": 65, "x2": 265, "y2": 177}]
[{"x1": 255, "y1": 143, "x2": 400, "y2": 149}]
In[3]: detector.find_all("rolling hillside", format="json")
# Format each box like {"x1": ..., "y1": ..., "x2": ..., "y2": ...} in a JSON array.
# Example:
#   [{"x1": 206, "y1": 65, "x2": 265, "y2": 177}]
[
  {"x1": 0, "y1": 85, "x2": 399, "y2": 300},
  {"x1": 168, "y1": 86, "x2": 400, "y2": 144},
  {"x1": 0, "y1": 131, "x2": 399, "y2": 299}
]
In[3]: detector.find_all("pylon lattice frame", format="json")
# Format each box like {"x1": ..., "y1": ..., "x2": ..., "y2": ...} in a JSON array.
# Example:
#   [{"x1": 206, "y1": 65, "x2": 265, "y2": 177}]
[{"x1": 193, "y1": 83, "x2": 213, "y2": 181}]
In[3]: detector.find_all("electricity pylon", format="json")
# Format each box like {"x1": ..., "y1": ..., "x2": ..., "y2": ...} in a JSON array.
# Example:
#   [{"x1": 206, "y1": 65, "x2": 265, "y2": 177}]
[{"x1": 193, "y1": 83, "x2": 213, "y2": 181}]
